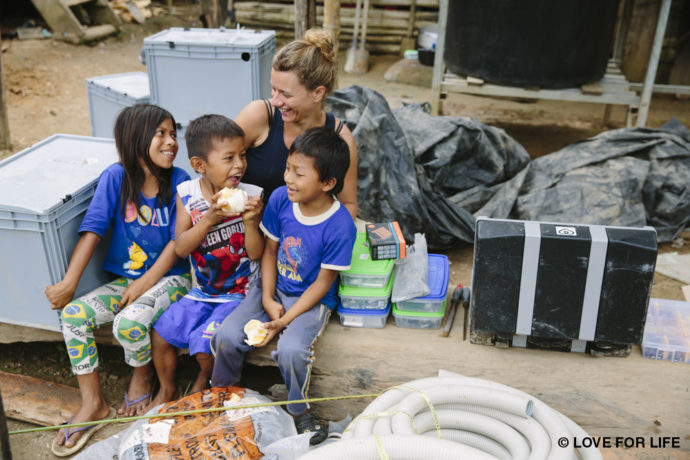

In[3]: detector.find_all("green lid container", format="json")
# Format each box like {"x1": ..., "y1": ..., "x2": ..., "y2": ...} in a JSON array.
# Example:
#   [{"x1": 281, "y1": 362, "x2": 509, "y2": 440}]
[
  {"x1": 392, "y1": 301, "x2": 447, "y2": 329},
  {"x1": 339, "y1": 272, "x2": 394, "y2": 310},
  {"x1": 339, "y1": 233, "x2": 395, "y2": 289}
]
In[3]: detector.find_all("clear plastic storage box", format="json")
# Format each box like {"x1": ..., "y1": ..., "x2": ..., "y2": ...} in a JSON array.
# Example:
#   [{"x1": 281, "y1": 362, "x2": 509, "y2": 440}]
[
  {"x1": 143, "y1": 27, "x2": 275, "y2": 124},
  {"x1": 339, "y1": 274, "x2": 393, "y2": 310},
  {"x1": 0, "y1": 135, "x2": 118, "y2": 331},
  {"x1": 642, "y1": 298, "x2": 690, "y2": 363},
  {"x1": 395, "y1": 253, "x2": 449, "y2": 313},
  {"x1": 392, "y1": 301, "x2": 447, "y2": 329},
  {"x1": 86, "y1": 72, "x2": 150, "y2": 138},
  {"x1": 339, "y1": 233, "x2": 394, "y2": 288},
  {"x1": 337, "y1": 303, "x2": 390, "y2": 328}
]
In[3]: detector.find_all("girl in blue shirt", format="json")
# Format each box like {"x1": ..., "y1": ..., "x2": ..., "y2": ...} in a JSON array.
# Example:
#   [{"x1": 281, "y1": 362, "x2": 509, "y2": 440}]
[{"x1": 44, "y1": 104, "x2": 191, "y2": 456}]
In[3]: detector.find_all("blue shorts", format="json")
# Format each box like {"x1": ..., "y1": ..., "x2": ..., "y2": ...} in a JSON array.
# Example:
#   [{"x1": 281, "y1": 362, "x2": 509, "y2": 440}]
[{"x1": 153, "y1": 296, "x2": 241, "y2": 355}]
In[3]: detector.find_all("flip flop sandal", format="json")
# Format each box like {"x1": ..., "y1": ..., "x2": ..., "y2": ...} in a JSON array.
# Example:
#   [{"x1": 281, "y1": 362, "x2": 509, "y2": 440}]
[
  {"x1": 50, "y1": 407, "x2": 116, "y2": 457},
  {"x1": 295, "y1": 412, "x2": 328, "y2": 446},
  {"x1": 123, "y1": 391, "x2": 152, "y2": 411}
]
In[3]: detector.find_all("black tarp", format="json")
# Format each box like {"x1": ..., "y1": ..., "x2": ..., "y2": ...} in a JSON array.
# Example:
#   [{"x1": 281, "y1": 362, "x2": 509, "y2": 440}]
[{"x1": 326, "y1": 86, "x2": 690, "y2": 250}]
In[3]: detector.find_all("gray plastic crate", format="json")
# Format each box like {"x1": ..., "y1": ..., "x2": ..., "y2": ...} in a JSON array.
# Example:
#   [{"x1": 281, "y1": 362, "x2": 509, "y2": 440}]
[
  {"x1": 143, "y1": 27, "x2": 275, "y2": 124},
  {"x1": 86, "y1": 72, "x2": 150, "y2": 138},
  {"x1": 173, "y1": 121, "x2": 198, "y2": 178},
  {"x1": 0, "y1": 135, "x2": 118, "y2": 331}
]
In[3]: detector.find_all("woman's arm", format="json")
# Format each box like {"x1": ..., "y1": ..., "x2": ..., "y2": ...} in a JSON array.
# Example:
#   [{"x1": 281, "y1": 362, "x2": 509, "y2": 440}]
[
  {"x1": 45, "y1": 231, "x2": 102, "y2": 309},
  {"x1": 235, "y1": 100, "x2": 272, "y2": 150},
  {"x1": 336, "y1": 121, "x2": 358, "y2": 219}
]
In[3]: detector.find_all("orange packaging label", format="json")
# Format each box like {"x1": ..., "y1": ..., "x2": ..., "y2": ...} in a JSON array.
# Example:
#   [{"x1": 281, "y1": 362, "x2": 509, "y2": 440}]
[{"x1": 147, "y1": 386, "x2": 264, "y2": 460}]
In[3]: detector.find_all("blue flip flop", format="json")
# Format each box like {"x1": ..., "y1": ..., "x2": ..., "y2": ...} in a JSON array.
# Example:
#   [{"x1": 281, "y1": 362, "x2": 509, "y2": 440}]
[
  {"x1": 50, "y1": 407, "x2": 116, "y2": 457},
  {"x1": 124, "y1": 391, "x2": 151, "y2": 410}
]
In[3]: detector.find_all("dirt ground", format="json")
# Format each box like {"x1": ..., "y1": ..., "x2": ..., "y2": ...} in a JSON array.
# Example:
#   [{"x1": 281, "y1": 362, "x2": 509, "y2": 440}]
[{"x1": 1, "y1": 3, "x2": 690, "y2": 459}]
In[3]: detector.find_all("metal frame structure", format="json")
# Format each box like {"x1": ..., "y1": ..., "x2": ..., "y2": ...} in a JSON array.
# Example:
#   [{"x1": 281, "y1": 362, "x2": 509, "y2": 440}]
[{"x1": 431, "y1": 0, "x2": 680, "y2": 128}]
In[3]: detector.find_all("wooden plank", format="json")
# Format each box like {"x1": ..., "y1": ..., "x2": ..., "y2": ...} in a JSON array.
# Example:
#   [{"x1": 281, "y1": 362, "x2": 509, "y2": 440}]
[
  {"x1": 0, "y1": 29, "x2": 10, "y2": 151},
  {"x1": 246, "y1": 317, "x2": 690, "y2": 451},
  {"x1": 61, "y1": 0, "x2": 91, "y2": 6},
  {"x1": 581, "y1": 81, "x2": 604, "y2": 95},
  {"x1": 0, "y1": 390, "x2": 11, "y2": 460},
  {"x1": 621, "y1": 0, "x2": 661, "y2": 82},
  {"x1": 30, "y1": 0, "x2": 85, "y2": 43},
  {"x1": 0, "y1": 371, "x2": 81, "y2": 426},
  {"x1": 235, "y1": 0, "x2": 439, "y2": 6}
]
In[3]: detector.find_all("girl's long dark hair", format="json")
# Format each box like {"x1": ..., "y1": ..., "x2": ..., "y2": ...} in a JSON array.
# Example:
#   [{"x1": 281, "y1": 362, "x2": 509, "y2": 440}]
[{"x1": 114, "y1": 104, "x2": 176, "y2": 217}]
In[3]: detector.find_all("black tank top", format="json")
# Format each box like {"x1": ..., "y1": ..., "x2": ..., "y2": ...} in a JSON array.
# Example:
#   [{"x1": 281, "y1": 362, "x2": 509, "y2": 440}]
[{"x1": 243, "y1": 103, "x2": 342, "y2": 203}]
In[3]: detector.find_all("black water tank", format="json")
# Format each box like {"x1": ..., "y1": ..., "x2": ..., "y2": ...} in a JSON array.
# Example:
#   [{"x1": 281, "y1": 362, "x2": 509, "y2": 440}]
[{"x1": 444, "y1": 0, "x2": 620, "y2": 89}]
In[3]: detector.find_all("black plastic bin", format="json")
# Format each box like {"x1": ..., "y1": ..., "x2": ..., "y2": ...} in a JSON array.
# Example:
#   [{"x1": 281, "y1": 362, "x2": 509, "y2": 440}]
[
  {"x1": 444, "y1": 0, "x2": 620, "y2": 88},
  {"x1": 470, "y1": 218, "x2": 657, "y2": 349}
]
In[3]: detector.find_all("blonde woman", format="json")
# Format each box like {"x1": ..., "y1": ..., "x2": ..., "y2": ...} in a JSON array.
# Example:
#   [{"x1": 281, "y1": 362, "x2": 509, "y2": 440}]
[{"x1": 236, "y1": 29, "x2": 358, "y2": 218}]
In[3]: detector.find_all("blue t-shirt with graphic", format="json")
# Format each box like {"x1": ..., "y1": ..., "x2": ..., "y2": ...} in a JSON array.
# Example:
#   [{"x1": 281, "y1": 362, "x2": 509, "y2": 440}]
[
  {"x1": 260, "y1": 186, "x2": 356, "y2": 309},
  {"x1": 79, "y1": 163, "x2": 190, "y2": 279}
]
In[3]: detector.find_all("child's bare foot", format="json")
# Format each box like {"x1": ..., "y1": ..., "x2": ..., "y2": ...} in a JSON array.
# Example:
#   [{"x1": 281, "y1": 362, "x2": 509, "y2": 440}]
[
  {"x1": 54, "y1": 400, "x2": 111, "y2": 449},
  {"x1": 189, "y1": 372, "x2": 211, "y2": 394},
  {"x1": 118, "y1": 364, "x2": 154, "y2": 417},
  {"x1": 147, "y1": 386, "x2": 180, "y2": 411}
]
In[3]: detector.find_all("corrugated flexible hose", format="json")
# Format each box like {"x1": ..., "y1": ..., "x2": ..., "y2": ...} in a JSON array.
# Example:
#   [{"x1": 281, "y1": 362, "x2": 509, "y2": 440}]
[{"x1": 298, "y1": 372, "x2": 602, "y2": 460}]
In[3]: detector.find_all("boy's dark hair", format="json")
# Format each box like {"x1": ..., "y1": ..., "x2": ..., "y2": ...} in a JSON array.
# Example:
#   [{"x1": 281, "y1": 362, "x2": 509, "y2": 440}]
[
  {"x1": 289, "y1": 126, "x2": 350, "y2": 196},
  {"x1": 185, "y1": 114, "x2": 245, "y2": 160},
  {"x1": 114, "y1": 103, "x2": 175, "y2": 215}
]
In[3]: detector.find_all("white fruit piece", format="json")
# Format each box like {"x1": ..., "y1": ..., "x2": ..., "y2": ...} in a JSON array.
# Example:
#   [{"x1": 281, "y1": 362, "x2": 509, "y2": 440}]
[
  {"x1": 219, "y1": 187, "x2": 248, "y2": 214},
  {"x1": 244, "y1": 319, "x2": 269, "y2": 346}
]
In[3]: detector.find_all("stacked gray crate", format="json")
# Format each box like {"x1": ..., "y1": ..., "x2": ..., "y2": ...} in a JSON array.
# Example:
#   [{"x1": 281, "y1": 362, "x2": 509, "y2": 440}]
[
  {"x1": 86, "y1": 72, "x2": 150, "y2": 138},
  {"x1": 142, "y1": 27, "x2": 275, "y2": 175},
  {"x1": 143, "y1": 27, "x2": 275, "y2": 123},
  {"x1": 0, "y1": 135, "x2": 118, "y2": 331}
]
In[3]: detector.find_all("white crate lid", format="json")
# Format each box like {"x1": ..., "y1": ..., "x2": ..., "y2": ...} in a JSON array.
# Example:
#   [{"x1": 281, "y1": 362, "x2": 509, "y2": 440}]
[
  {"x1": 143, "y1": 27, "x2": 275, "y2": 48},
  {"x1": 86, "y1": 72, "x2": 149, "y2": 100},
  {"x1": 0, "y1": 134, "x2": 118, "y2": 215}
]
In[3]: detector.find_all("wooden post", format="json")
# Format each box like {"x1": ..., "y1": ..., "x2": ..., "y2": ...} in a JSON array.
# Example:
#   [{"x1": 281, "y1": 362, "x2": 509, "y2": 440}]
[
  {"x1": 0, "y1": 390, "x2": 11, "y2": 460},
  {"x1": 431, "y1": 0, "x2": 448, "y2": 115},
  {"x1": 0, "y1": 29, "x2": 10, "y2": 151},
  {"x1": 323, "y1": 0, "x2": 341, "y2": 57},
  {"x1": 294, "y1": 0, "x2": 316, "y2": 39},
  {"x1": 200, "y1": 0, "x2": 228, "y2": 28},
  {"x1": 636, "y1": 0, "x2": 671, "y2": 127}
]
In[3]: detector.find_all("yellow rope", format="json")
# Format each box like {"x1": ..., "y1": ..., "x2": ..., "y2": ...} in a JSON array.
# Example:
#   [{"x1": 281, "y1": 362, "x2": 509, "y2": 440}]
[
  {"x1": 343, "y1": 410, "x2": 418, "y2": 436},
  {"x1": 373, "y1": 434, "x2": 390, "y2": 460},
  {"x1": 7, "y1": 392, "x2": 381, "y2": 436},
  {"x1": 391, "y1": 385, "x2": 442, "y2": 438}
]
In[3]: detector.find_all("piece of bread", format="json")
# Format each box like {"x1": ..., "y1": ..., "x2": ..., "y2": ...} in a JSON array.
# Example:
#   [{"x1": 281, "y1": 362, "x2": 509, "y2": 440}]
[
  {"x1": 218, "y1": 187, "x2": 248, "y2": 214},
  {"x1": 244, "y1": 319, "x2": 268, "y2": 346}
]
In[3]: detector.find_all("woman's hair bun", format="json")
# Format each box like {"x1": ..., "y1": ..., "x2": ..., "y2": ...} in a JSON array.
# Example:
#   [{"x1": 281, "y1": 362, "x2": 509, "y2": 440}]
[{"x1": 303, "y1": 29, "x2": 336, "y2": 63}]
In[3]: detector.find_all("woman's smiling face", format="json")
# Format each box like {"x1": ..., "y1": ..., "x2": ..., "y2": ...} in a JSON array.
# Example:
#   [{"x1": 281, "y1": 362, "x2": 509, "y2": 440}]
[{"x1": 269, "y1": 70, "x2": 323, "y2": 123}]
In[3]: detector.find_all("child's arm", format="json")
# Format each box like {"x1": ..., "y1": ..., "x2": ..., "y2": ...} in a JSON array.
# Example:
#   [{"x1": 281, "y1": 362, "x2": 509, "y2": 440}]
[
  {"x1": 257, "y1": 266, "x2": 338, "y2": 347},
  {"x1": 174, "y1": 192, "x2": 237, "y2": 258},
  {"x1": 242, "y1": 196, "x2": 264, "y2": 260},
  {"x1": 260, "y1": 238, "x2": 283, "y2": 322},
  {"x1": 45, "y1": 231, "x2": 102, "y2": 310}
]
